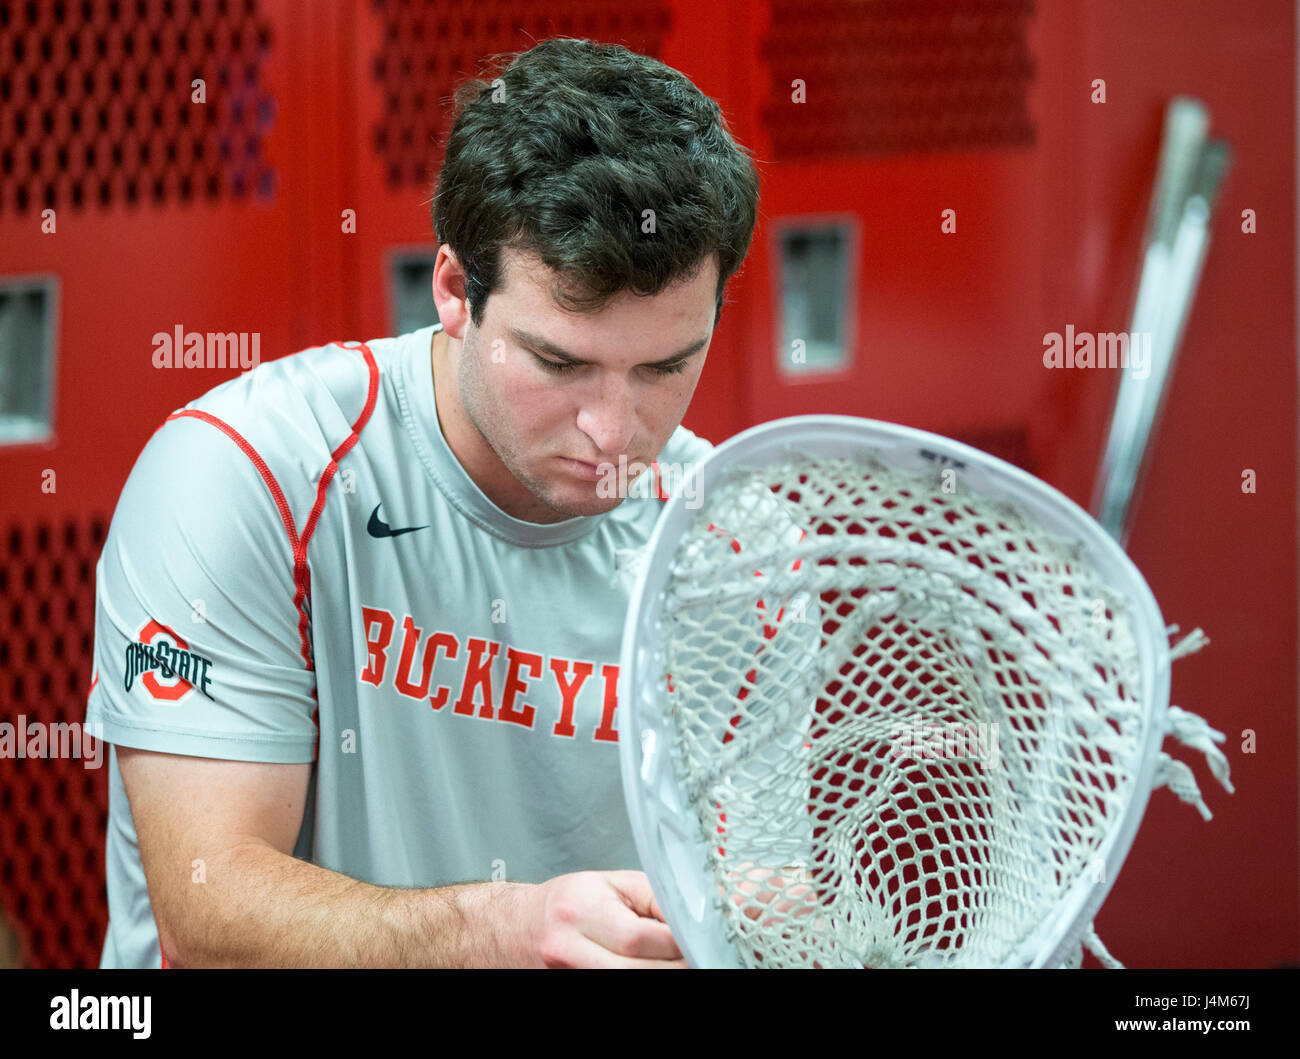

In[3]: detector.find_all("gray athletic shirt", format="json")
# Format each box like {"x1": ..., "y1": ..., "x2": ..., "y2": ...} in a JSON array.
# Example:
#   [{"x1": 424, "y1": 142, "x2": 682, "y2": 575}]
[{"x1": 86, "y1": 323, "x2": 714, "y2": 968}]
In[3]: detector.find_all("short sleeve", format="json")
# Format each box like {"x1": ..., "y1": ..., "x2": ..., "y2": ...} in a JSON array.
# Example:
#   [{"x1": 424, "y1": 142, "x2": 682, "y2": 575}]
[{"x1": 86, "y1": 414, "x2": 319, "y2": 762}]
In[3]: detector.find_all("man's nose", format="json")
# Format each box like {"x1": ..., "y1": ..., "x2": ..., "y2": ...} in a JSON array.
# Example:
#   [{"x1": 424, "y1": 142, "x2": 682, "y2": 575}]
[{"x1": 575, "y1": 373, "x2": 637, "y2": 457}]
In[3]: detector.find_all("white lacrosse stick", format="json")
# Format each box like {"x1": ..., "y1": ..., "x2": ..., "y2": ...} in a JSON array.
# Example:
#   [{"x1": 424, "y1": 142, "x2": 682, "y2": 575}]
[{"x1": 619, "y1": 415, "x2": 1231, "y2": 968}]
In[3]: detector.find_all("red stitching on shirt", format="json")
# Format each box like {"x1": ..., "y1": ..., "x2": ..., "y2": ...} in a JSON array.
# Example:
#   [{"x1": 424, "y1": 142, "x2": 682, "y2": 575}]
[
  {"x1": 166, "y1": 409, "x2": 301, "y2": 551},
  {"x1": 301, "y1": 340, "x2": 379, "y2": 558},
  {"x1": 162, "y1": 341, "x2": 377, "y2": 706},
  {"x1": 167, "y1": 406, "x2": 314, "y2": 678},
  {"x1": 292, "y1": 340, "x2": 381, "y2": 759},
  {"x1": 297, "y1": 341, "x2": 377, "y2": 554}
]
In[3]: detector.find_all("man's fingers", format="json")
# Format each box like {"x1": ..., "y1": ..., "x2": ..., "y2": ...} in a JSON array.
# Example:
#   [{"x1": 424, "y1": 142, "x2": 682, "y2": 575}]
[
  {"x1": 587, "y1": 872, "x2": 683, "y2": 961},
  {"x1": 605, "y1": 869, "x2": 669, "y2": 922},
  {"x1": 586, "y1": 902, "x2": 684, "y2": 961},
  {"x1": 554, "y1": 934, "x2": 689, "y2": 969},
  {"x1": 538, "y1": 871, "x2": 686, "y2": 967}
]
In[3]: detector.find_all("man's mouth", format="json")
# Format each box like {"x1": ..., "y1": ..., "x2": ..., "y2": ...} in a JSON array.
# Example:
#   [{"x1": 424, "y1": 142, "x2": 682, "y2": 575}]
[{"x1": 559, "y1": 457, "x2": 604, "y2": 481}]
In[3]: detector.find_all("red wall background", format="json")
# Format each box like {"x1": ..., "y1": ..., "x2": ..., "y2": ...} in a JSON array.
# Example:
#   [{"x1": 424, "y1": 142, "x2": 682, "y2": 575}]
[{"x1": 0, "y1": 0, "x2": 1294, "y2": 968}]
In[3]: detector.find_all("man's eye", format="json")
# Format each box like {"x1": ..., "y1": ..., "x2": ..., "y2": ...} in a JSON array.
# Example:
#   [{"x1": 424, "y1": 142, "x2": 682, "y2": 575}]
[
  {"x1": 534, "y1": 355, "x2": 579, "y2": 375},
  {"x1": 653, "y1": 360, "x2": 689, "y2": 376},
  {"x1": 532, "y1": 353, "x2": 688, "y2": 377}
]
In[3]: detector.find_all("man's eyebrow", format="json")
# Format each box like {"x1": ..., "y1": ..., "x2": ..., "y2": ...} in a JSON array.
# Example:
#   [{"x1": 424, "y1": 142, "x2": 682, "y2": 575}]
[{"x1": 508, "y1": 327, "x2": 708, "y2": 367}]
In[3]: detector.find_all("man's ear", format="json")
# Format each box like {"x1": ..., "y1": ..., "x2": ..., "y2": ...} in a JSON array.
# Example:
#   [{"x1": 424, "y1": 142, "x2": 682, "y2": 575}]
[{"x1": 431, "y1": 245, "x2": 472, "y2": 341}]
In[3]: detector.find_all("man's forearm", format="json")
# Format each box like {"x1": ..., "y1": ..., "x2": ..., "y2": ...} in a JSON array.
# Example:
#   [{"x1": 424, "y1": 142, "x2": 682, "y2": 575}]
[{"x1": 159, "y1": 840, "x2": 538, "y2": 968}]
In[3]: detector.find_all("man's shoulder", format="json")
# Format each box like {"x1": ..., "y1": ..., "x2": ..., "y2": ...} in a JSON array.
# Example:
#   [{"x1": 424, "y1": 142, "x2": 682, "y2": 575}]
[
  {"x1": 155, "y1": 330, "x2": 416, "y2": 481},
  {"x1": 188, "y1": 333, "x2": 403, "y2": 432}
]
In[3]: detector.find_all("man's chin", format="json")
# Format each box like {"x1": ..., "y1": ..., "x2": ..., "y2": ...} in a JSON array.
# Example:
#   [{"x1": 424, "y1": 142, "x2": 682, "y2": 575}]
[
  {"x1": 509, "y1": 473, "x2": 627, "y2": 522},
  {"x1": 548, "y1": 490, "x2": 626, "y2": 519}
]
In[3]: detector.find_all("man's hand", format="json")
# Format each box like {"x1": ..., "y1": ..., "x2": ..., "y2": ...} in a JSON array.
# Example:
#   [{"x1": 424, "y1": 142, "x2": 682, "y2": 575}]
[{"x1": 530, "y1": 870, "x2": 686, "y2": 968}]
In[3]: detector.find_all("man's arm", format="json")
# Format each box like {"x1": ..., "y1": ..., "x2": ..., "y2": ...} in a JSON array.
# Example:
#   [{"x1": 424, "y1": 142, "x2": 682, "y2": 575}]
[{"x1": 118, "y1": 746, "x2": 684, "y2": 968}]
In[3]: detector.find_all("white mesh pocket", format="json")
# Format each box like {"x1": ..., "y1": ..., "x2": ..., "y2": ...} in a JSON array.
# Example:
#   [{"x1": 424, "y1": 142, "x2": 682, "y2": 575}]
[{"x1": 658, "y1": 452, "x2": 1145, "y2": 967}]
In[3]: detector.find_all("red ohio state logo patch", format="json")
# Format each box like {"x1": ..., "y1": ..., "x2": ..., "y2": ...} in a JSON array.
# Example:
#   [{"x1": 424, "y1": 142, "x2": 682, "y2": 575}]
[{"x1": 123, "y1": 620, "x2": 215, "y2": 702}]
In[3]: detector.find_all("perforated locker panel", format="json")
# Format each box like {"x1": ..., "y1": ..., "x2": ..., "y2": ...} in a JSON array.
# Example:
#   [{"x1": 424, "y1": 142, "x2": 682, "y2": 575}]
[
  {"x1": 0, "y1": 0, "x2": 309, "y2": 968},
  {"x1": 761, "y1": 0, "x2": 1036, "y2": 159},
  {"x1": 734, "y1": 0, "x2": 1051, "y2": 473},
  {"x1": 0, "y1": 516, "x2": 107, "y2": 968},
  {"x1": 0, "y1": 0, "x2": 276, "y2": 214}
]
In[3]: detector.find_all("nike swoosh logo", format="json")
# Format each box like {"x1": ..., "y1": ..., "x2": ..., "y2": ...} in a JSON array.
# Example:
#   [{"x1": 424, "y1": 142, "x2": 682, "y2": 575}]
[{"x1": 367, "y1": 503, "x2": 428, "y2": 538}]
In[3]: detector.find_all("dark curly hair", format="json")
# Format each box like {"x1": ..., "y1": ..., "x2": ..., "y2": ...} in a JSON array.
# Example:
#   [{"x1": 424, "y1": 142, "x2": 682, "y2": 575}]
[{"x1": 432, "y1": 38, "x2": 761, "y2": 328}]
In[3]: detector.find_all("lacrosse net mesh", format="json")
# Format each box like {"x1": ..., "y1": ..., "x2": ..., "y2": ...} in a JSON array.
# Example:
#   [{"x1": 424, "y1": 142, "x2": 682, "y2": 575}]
[{"x1": 652, "y1": 449, "x2": 1224, "y2": 968}]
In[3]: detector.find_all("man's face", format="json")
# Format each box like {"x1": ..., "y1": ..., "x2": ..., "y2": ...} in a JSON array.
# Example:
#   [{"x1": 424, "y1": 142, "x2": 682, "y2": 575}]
[{"x1": 434, "y1": 246, "x2": 717, "y2": 524}]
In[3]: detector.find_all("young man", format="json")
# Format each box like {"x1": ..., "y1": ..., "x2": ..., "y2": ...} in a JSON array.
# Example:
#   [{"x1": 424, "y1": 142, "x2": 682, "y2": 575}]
[{"x1": 86, "y1": 37, "x2": 760, "y2": 967}]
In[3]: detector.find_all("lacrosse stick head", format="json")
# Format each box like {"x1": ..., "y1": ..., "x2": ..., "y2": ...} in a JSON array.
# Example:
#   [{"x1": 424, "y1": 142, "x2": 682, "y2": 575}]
[{"x1": 619, "y1": 416, "x2": 1177, "y2": 968}]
